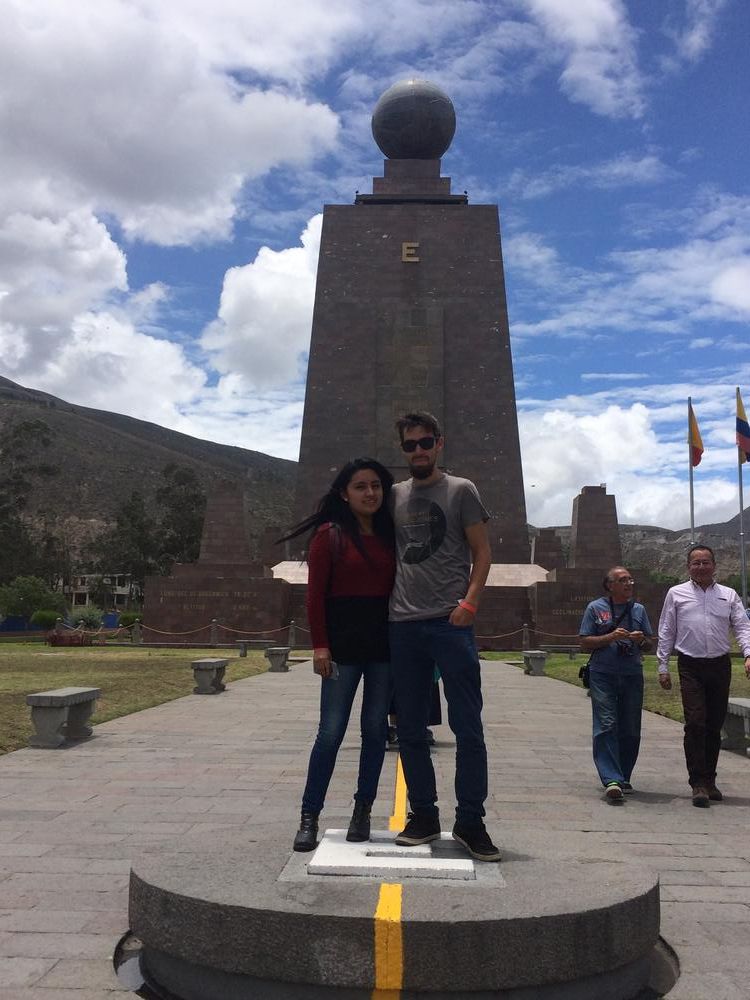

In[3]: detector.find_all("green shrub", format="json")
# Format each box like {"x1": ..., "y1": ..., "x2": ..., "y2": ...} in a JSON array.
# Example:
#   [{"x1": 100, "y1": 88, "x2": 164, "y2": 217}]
[
  {"x1": 71, "y1": 605, "x2": 104, "y2": 629},
  {"x1": 0, "y1": 576, "x2": 66, "y2": 618},
  {"x1": 29, "y1": 609, "x2": 62, "y2": 630},
  {"x1": 118, "y1": 611, "x2": 141, "y2": 627}
]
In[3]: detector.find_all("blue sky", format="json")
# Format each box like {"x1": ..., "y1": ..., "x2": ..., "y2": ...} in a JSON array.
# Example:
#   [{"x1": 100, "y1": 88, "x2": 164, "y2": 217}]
[{"x1": 1, "y1": 0, "x2": 749, "y2": 529}]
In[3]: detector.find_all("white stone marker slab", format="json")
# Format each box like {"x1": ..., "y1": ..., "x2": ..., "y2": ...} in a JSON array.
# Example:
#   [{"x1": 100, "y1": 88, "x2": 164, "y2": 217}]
[{"x1": 307, "y1": 829, "x2": 476, "y2": 880}]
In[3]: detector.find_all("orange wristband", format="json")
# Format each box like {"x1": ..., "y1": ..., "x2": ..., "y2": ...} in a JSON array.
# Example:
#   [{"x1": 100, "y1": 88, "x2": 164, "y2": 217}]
[{"x1": 458, "y1": 599, "x2": 477, "y2": 615}]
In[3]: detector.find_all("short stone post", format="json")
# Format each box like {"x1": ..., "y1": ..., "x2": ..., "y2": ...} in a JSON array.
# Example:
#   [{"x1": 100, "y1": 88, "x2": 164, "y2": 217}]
[
  {"x1": 55, "y1": 617, "x2": 65, "y2": 635},
  {"x1": 191, "y1": 658, "x2": 229, "y2": 695},
  {"x1": 523, "y1": 650, "x2": 548, "y2": 676},
  {"x1": 287, "y1": 620, "x2": 297, "y2": 648},
  {"x1": 265, "y1": 647, "x2": 291, "y2": 673},
  {"x1": 237, "y1": 640, "x2": 248, "y2": 658},
  {"x1": 210, "y1": 618, "x2": 219, "y2": 646},
  {"x1": 522, "y1": 624, "x2": 531, "y2": 651},
  {"x1": 132, "y1": 620, "x2": 142, "y2": 644}
]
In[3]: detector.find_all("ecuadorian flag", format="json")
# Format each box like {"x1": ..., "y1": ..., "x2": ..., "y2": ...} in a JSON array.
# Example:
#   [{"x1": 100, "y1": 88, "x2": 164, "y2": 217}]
[
  {"x1": 688, "y1": 401, "x2": 704, "y2": 467},
  {"x1": 737, "y1": 388, "x2": 750, "y2": 464}
]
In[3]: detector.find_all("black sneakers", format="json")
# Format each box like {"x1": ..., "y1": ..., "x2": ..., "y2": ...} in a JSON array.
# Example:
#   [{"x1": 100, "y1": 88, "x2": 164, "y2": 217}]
[
  {"x1": 293, "y1": 811, "x2": 319, "y2": 852},
  {"x1": 346, "y1": 801, "x2": 371, "y2": 842},
  {"x1": 395, "y1": 811, "x2": 441, "y2": 845},
  {"x1": 452, "y1": 821, "x2": 502, "y2": 862}
]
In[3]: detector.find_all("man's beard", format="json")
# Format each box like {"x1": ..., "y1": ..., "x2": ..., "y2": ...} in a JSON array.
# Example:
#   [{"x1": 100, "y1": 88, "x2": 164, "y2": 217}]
[{"x1": 410, "y1": 458, "x2": 435, "y2": 480}]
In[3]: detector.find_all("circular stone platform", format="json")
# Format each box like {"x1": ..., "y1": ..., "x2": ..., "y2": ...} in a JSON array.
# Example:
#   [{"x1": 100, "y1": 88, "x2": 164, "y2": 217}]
[{"x1": 129, "y1": 822, "x2": 660, "y2": 999}]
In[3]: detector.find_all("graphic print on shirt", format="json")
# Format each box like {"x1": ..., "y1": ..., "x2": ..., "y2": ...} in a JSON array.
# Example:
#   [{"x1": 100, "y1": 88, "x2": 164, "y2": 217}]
[{"x1": 402, "y1": 496, "x2": 447, "y2": 564}]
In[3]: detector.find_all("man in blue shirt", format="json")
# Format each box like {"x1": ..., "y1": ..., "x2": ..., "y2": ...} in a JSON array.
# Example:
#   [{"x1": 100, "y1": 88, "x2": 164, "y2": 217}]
[{"x1": 579, "y1": 567, "x2": 653, "y2": 802}]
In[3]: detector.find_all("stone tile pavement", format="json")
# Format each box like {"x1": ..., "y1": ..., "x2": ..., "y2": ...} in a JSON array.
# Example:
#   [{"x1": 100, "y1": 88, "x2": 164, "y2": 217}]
[{"x1": 0, "y1": 659, "x2": 748, "y2": 999}]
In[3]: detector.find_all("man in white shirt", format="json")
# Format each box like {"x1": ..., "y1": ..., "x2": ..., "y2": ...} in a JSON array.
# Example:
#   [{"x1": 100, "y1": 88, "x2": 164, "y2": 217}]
[{"x1": 657, "y1": 545, "x2": 750, "y2": 806}]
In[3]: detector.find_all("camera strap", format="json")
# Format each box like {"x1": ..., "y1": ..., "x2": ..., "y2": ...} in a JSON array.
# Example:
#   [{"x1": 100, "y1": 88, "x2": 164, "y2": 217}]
[{"x1": 607, "y1": 597, "x2": 633, "y2": 633}]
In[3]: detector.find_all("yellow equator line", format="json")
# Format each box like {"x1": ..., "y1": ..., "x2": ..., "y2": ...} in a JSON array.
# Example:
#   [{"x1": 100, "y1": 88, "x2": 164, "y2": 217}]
[
  {"x1": 373, "y1": 882, "x2": 403, "y2": 996},
  {"x1": 388, "y1": 755, "x2": 407, "y2": 831},
  {"x1": 372, "y1": 754, "x2": 408, "y2": 998}
]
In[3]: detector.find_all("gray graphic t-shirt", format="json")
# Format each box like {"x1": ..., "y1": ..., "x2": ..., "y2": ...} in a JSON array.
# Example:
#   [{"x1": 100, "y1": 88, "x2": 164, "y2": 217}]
[{"x1": 389, "y1": 474, "x2": 490, "y2": 621}]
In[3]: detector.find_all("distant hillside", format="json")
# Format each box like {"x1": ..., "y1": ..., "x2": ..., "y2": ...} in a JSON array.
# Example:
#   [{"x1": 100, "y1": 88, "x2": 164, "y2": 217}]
[
  {"x1": 2, "y1": 375, "x2": 747, "y2": 579},
  {"x1": 537, "y1": 518, "x2": 750, "y2": 582},
  {"x1": 0, "y1": 376, "x2": 296, "y2": 557}
]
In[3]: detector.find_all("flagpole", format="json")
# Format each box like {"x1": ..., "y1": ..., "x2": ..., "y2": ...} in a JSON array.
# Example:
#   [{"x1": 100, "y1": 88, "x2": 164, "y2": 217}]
[
  {"x1": 688, "y1": 397, "x2": 695, "y2": 542},
  {"x1": 737, "y1": 388, "x2": 748, "y2": 608}
]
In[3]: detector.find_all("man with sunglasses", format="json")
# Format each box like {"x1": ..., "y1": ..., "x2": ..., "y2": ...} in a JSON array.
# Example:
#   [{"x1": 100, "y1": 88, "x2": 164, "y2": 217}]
[
  {"x1": 388, "y1": 411, "x2": 500, "y2": 861},
  {"x1": 657, "y1": 545, "x2": 750, "y2": 807}
]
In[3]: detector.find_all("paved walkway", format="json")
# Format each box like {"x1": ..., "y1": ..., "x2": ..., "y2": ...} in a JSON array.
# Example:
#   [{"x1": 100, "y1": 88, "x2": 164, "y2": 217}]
[{"x1": 0, "y1": 659, "x2": 748, "y2": 1000}]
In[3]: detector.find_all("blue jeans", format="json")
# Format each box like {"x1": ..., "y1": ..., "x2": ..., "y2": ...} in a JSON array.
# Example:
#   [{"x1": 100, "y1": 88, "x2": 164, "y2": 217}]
[
  {"x1": 389, "y1": 617, "x2": 487, "y2": 825},
  {"x1": 301, "y1": 661, "x2": 390, "y2": 814},
  {"x1": 589, "y1": 670, "x2": 644, "y2": 786}
]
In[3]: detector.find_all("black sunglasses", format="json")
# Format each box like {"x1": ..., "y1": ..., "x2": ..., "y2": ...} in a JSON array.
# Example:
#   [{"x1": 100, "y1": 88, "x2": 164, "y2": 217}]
[{"x1": 402, "y1": 436, "x2": 436, "y2": 453}]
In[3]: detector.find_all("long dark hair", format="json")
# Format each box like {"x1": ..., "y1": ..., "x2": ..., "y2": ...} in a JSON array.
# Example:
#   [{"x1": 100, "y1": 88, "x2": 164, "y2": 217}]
[{"x1": 278, "y1": 458, "x2": 395, "y2": 560}]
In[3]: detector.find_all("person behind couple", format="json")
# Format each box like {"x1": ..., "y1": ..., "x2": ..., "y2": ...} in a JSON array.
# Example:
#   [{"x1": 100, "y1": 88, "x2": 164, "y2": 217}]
[
  {"x1": 388, "y1": 411, "x2": 501, "y2": 862},
  {"x1": 656, "y1": 545, "x2": 750, "y2": 807},
  {"x1": 578, "y1": 568, "x2": 653, "y2": 803},
  {"x1": 279, "y1": 458, "x2": 396, "y2": 851}
]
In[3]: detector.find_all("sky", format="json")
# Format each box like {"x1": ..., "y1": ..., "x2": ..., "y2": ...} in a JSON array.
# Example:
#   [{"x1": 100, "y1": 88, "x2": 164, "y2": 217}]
[{"x1": 1, "y1": 0, "x2": 749, "y2": 531}]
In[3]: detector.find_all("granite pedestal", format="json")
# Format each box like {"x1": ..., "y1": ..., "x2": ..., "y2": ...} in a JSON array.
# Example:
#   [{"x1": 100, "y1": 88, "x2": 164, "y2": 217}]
[{"x1": 129, "y1": 824, "x2": 661, "y2": 1000}]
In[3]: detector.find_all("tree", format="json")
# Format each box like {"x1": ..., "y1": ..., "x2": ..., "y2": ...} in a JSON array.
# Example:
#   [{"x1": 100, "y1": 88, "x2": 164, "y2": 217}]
[
  {"x1": 0, "y1": 575, "x2": 66, "y2": 618},
  {"x1": 156, "y1": 464, "x2": 206, "y2": 568},
  {"x1": 719, "y1": 572, "x2": 750, "y2": 595},
  {"x1": 96, "y1": 490, "x2": 160, "y2": 595},
  {"x1": 0, "y1": 418, "x2": 62, "y2": 585}
]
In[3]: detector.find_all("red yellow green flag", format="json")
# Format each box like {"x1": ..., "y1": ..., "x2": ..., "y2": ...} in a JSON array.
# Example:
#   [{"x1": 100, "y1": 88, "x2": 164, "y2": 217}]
[{"x1": 688, "y1": 400, "x2": 704, "y2": 467}]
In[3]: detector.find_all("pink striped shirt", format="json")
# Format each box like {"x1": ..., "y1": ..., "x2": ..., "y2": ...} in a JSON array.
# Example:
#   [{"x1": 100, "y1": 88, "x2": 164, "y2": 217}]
[{"x1": 656, "y1": 580, "x2": 750, "y2": 673}]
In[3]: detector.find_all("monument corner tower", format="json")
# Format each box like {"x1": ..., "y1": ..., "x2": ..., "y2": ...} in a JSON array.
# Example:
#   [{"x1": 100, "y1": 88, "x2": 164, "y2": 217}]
[{"x1": 295, "y1": 79, "x2": 530, "y2": 562}]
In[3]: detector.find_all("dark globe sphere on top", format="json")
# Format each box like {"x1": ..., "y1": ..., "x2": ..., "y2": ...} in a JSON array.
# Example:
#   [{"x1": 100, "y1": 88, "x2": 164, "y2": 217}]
[{"x1": 372, "y1": 79, "x2": 456, "y2": 159}]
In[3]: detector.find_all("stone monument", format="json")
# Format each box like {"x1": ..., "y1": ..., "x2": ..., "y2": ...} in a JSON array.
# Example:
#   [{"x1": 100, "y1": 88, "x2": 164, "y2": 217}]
[
  {"x1": 294, "y1": 79, "x2": 530, "y2": 562},
  {"x1": 143, "y1": 483, "x2": 290, "y2": 641},
  {"x1": 569, "y1": 484, "x2": 622, "y2": 568}
]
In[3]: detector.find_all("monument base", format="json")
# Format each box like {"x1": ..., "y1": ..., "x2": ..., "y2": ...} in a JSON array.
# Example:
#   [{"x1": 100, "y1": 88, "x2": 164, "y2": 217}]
[{"x1": 129, "y1": 823, "x2": 663, "y2": 999}]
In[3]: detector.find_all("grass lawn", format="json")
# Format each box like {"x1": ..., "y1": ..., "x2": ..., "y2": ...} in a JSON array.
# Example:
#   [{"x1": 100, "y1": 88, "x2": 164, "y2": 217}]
[
  {"x1": 482, "y1": 651, "x2": 750, "y2": 724},
  {"x1": 0, "y1": 643, "x2": 269, "y2": 755}
]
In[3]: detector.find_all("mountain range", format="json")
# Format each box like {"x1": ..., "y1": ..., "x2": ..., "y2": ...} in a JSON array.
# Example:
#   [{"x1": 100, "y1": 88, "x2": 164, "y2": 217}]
[{"x1": 1, "y1": 376, "x2": 746, "y2": 579}]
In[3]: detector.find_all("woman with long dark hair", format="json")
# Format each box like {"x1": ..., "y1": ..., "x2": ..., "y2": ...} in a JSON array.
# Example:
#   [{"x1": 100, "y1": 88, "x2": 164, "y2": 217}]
[{"x1": 280, "y1": 458, "x2": 395, "y2": 852}]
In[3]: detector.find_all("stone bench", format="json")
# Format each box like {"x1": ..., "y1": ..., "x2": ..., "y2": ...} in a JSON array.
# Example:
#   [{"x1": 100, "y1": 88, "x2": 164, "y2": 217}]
[
  {"x1": 236, "y1": 639, "x2": 273, "y2": 657},
  {"x1": 265, "y1": 647, "x2": 291, "y2": 672},
  {"x1": 26, "y1": 686, "x2": 101, "y2": 749},
  {"x1": 523, "y1": 649, "x2": 548, "y2": 676},
  {"x1": 722, "y1": 698, "x2": 750, "y2": 756},
  {"x1": 192, "y1": 658, "x2": 228, "y2": 695},
  {"x1": 540, "y1": 644, "x2": 580, "y2": 659}
]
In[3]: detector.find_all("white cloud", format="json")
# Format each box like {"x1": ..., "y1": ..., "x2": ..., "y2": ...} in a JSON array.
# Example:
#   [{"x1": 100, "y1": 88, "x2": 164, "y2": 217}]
[
  {"x1": 509, "y1": 153, "x2": 672, "y2": 199},
  {"x1": 512, "y1": 191, "x2": 750, "y2": 340},
  {"x1": 663, "y1": 0, "x2": 728, "y2": 64},
  {"x1": 201, "y1": 215, "x2": 322, "y2": 388},
  {"x1": 710, "y1": 263, "x2": 750, "y2": 313},
  {"x1": 519, "y1": 395, "x2": 746, "y2": 528},
  {"x1": 689, "y1": 338, "x2": 713, "y2": 349},
  {"x1": 523, "y1": 0, "x2": 645, "y2": 118},
  {"x1": 0, "y1": 1, "x2": 340, "y2": 247},
  {"x1": 175, "y1": 374, "x2": 304, "y2": 460},
  {"x1": 24, "y1": 309, "x2": 206, "y2": 428}
]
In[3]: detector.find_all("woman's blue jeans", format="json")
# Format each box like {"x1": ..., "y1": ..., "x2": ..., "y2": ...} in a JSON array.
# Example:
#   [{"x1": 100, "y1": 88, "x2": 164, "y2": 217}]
[
  {"x1": 589, "y1": 670, "x2": 644, "y2": 786},
  {"x1": 301, "y1": 661, "x2": 390, "y2": 815}
]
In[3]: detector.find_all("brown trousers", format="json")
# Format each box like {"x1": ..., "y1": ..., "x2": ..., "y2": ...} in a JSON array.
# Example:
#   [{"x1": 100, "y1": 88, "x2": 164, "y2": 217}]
[{"x1": 676, "y1": 652, "x2": 731, "y2": 787}]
